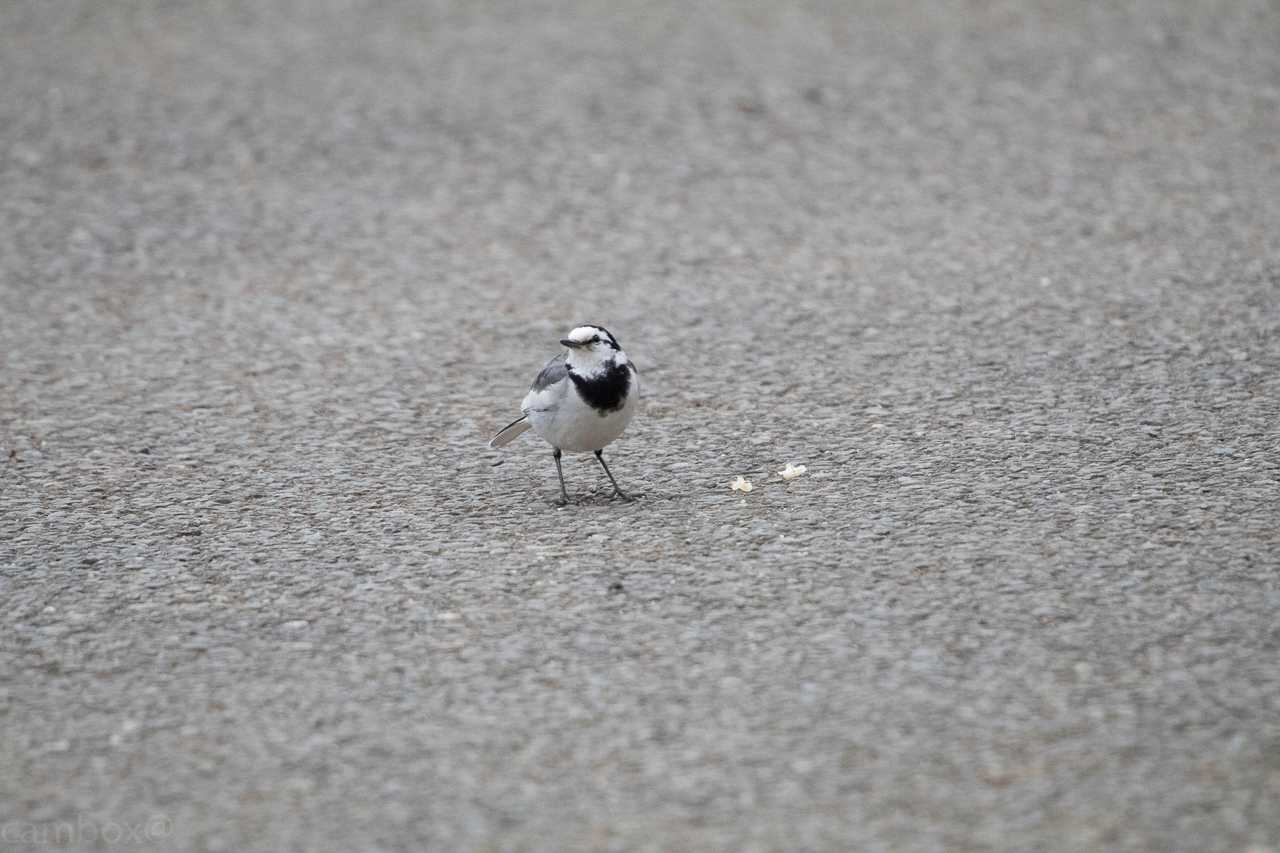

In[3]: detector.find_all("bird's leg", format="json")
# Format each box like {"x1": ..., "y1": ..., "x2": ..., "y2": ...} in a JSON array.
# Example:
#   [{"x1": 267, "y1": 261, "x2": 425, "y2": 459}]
[
  {"x1": 594, "y1": 450, "x2": 633, "y2": 501},
  {"x1": 553, "y1": 448, "x2": 570, "y2": 505}
]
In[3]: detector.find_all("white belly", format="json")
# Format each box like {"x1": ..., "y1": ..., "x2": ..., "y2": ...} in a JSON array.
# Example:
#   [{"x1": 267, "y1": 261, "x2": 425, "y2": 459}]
[{"x1": 526, "y1": 377, "x2": 639, "y2": 452}]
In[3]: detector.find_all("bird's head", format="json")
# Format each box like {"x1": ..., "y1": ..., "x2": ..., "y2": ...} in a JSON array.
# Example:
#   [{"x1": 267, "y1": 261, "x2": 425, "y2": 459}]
[{"x1": 560, "y1": 325, "x2": 626, "y2": 372}]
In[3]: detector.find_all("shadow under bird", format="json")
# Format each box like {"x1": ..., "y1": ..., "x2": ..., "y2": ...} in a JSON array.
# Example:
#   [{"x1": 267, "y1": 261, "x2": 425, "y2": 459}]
[{"x1": 489, "y1": 325, "x2": 641, "y2": 504}]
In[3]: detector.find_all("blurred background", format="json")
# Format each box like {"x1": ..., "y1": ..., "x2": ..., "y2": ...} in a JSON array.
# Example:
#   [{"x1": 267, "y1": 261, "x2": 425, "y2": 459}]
[{"x1": 2, "y1": 1, "x2": 1278, "y2": 851}]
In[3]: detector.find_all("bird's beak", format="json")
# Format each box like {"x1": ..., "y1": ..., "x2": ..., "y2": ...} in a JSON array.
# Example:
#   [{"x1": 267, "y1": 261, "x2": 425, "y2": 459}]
[{"x1": 560, "y1": 338, "x2": 581, "y2": 349}]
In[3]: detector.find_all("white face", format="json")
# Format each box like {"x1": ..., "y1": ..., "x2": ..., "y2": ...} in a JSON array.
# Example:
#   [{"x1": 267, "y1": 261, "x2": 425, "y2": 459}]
[{"x1": 560, "y1": 325, "x2": 625, "y2": 370}]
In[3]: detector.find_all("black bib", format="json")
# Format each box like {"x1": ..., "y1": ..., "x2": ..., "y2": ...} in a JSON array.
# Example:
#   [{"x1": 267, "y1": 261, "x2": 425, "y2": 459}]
[{"x1": 568, "y1": 361, "x2": 632, "y2": 414}]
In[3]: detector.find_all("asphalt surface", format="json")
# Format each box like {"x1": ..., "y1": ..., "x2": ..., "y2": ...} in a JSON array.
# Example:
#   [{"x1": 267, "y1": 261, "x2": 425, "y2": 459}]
[{"x1": 2, "y1": 1, "x2": 1279, "y2": 851}]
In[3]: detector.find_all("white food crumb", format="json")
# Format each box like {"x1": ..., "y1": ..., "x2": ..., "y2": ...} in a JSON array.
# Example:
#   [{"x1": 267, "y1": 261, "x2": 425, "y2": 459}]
[
  {"x1": 730, "y1": 475, "x2": 754, "y2": 492},
  {"x1": 778, "y1": 463, "x2": 807, "y2": 480}
]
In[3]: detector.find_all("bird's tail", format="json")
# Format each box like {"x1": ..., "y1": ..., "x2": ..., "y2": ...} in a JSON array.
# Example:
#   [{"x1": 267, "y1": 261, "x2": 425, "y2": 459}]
[{"x1": 488, "y1": 415, "x2": 531, "y2": 448}]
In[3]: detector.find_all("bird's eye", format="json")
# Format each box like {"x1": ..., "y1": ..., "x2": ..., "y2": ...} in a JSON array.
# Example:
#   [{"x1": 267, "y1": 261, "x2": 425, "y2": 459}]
[{"x1": 592, "y1": 336, "x2": 600, "y2": 343}]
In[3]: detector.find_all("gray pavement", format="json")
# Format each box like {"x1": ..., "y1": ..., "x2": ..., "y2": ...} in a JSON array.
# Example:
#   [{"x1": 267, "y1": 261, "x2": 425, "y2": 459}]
[{"x1": 2, "y1": 1, "x2": 1279, "y2": 851}]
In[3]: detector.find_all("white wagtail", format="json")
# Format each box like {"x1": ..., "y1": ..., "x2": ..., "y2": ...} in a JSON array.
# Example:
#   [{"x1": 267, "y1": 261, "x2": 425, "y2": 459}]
[{"x1": 489, "y1": 324, "x2": 640, "y2": 504}]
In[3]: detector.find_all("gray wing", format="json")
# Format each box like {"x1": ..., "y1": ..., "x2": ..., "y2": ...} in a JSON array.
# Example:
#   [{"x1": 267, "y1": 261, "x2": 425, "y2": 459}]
[
  {"x1": 530, "y1": 353, "x2": 568, "y2": 391},
  {"x1": 521, "y1": 353, "x2": 569, "y2": 414}
]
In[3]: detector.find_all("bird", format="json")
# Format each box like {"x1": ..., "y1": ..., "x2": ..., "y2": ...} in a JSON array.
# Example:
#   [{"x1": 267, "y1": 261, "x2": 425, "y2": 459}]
[{"x1": 489, "y1": 324, "x2": 640, "y2": 504}]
